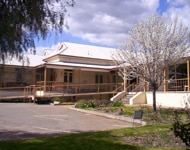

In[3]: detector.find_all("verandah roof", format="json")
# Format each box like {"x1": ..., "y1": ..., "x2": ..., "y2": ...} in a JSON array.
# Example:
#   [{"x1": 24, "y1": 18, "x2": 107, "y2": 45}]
[
  {"x1": 1, "y1": 54, "x2": 44, "y2": 67},
  {"x1": 45, "y1": 61, "x2": 118, "y2": 72}
]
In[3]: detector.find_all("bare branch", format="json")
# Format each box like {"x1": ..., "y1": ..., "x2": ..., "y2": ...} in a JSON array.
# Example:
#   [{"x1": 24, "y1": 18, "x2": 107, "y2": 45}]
[{"x1": 113, "y1": 15, "x2": 190, "y2": 111}]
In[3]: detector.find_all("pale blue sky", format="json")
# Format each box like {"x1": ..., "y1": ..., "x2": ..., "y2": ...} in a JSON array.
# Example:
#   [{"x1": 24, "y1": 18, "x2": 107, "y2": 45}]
[{"x1": 35, "y1": 0, "x2": 190, "y2": 54}]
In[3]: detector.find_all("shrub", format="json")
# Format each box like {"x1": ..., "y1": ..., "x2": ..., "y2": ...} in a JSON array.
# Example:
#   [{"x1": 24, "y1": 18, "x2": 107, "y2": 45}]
[
  {"x1": 86, "y1": 101, "x2": 97, "y2": 108},
  {"x1": 96, "y1": 100, "x2": 110, "y2": 107},
  {"x1": 75, "y1": 100, "x2": 97, "y2": 109},
  {"x1": 52, "y1": 97, "x2": 62, "y2": 103},
  {"x1": 173, "y1": 109, "x2": 190, "y2": 147},
  {"x1": 111, "y1": 101, "x2": 124, "y2": 107},
  {"x1": 75, "y1": 101, "x2": 87, "y2": 108}
]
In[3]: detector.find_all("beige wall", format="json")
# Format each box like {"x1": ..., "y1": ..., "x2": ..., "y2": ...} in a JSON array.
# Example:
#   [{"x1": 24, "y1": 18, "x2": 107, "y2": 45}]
[
  {"x1": 130, "y1": 92, "x2": 147, "y2": 105},
  {"x1": 80, "y1": 71, "x2": 109, "y2": 84},
  {"x1": 54, "y1": 69, "x2": 63, "y2": 82},
  {"x1": 53, "y1": 69, "x2": 82, "y2": 83},
  {"x1": 81, "y1": 71, "x2": 95, "y2": 84},
  {"x1": 51, "y1": 69, "x2": 122, "y2": 84},
  {"x1": 73, "y1": 69, "x2": 80, "y2": 83}
]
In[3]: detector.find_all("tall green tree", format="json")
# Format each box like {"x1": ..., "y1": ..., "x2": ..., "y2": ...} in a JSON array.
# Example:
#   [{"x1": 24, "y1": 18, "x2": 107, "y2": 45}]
[{"x1": 0, "y1": 0, "x2": 74, "y2": 62}]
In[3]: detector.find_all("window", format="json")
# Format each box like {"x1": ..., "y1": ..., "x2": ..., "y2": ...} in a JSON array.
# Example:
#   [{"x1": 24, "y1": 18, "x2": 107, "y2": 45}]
[
  {"x1": 95, "y1": 75, "x2": 103, "y2": 83},
  {"x1": 64, "y1": 70, "x2": 73, "y2": 83}
]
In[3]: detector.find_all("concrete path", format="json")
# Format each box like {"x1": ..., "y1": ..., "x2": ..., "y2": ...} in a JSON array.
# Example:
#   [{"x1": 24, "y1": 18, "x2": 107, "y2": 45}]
[{"x1": 0, "y1": 103, "x2": 133, "y2": 141}]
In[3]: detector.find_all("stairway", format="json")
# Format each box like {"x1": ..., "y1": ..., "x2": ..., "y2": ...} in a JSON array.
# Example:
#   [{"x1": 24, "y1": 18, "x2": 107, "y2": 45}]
[{"x1": 122, "y1": 92, "x2": 136, "y2": 104}]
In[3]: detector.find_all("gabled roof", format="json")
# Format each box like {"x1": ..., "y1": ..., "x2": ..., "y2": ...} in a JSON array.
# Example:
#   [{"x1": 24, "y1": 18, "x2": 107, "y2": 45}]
[
  {"x1": 1, "y1": 42, "x2": 117, "y2": 69},
  {"x1": 44, "y1": 42, "x2": 116, "y2": 61}
]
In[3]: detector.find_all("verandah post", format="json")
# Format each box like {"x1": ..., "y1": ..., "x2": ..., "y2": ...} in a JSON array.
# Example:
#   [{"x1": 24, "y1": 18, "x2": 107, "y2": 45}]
[
  {"x1": 187, "y1": 60, "x2": 190, "y2": 91},
  {"x1": 44, "y1": 66, "x2": 47, "y2": 93}
]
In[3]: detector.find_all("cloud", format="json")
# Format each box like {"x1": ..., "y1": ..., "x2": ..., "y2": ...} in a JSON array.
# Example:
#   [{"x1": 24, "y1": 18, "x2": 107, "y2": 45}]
[
  {"x1": 39, "y1": 0, "x2": 189, "y2": 49},
  {"x1": 65, "y1": 0, "x2": 159, "y2": 47},
  {"x1": 35, "y1": 42, "x2": 61, "y2": 55},
  {"x1": 163, "y1": 0, "x2": 190, "y2": 27}
]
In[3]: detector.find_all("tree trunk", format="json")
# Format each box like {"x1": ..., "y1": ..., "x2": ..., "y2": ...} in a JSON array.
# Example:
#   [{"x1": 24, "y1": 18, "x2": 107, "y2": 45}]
[{"x1": 152, "y1": 85, "x2": 157, "y2": 112}]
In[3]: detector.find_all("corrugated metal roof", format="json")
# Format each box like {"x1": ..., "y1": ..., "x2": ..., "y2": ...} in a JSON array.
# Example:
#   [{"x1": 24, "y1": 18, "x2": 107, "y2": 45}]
[
  {"x1": 2, "y1": 54, "x2": 44, "y2": 67},
  {"x1": 45, "y1": 42, "x2": 116, "y2": 60},
  {"x1": 46, "y1": 61, "x2": 117, "y2": 70},
  {"x1": 1, "y1": 42, "x2": 117, "y2": 68}
]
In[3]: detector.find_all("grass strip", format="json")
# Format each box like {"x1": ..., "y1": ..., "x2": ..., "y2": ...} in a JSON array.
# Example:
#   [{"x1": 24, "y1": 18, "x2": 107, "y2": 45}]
[{"x1": 0, "y1": 124, "x2": 186, "y2": 150}]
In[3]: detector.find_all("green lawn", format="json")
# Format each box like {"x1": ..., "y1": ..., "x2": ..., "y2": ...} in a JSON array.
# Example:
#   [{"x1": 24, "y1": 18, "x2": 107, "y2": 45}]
[
  {"x1": 0, "y1": 131, "x2": 144, "y2": 150},
  {"x1": 0, "y1": 124, "x2": 186, "y2": 150}
]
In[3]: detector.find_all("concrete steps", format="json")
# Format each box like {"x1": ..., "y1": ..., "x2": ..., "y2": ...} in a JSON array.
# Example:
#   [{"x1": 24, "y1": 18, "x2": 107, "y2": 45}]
[{"x1": 122, "y1": 92, "x2": 136, "y2": 104}]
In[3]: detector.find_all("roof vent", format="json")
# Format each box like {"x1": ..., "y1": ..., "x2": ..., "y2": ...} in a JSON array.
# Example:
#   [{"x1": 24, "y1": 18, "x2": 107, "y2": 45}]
[{"x1": 58, "y1": 42, "x2": 67, "y2": 51}]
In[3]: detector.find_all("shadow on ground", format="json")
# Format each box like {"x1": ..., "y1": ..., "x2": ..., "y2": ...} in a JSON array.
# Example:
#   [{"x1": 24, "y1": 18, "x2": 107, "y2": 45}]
[{"x1": 0, "y1": 129, "x2": 82, "y2": 141}]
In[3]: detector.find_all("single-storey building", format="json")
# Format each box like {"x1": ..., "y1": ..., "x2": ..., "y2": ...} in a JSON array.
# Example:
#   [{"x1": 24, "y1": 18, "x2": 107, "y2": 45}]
[
  {"x1": 0, "y1": 42, "x2": 123, "y2": 101},
  {"x1": 0, "y1": 42, "x2": 190, "y2": 108}
]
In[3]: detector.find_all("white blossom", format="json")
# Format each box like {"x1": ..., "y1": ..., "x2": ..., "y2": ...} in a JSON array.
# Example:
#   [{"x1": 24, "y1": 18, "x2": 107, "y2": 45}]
[{"x1": 113, "y1": 15, "x2": 190, "y2": 111}]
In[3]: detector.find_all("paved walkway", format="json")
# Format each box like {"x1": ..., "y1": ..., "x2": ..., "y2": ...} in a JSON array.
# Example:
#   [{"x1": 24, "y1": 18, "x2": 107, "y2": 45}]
[{"x1": 0, "y1": 103, "x2": 137, "y2": 141}]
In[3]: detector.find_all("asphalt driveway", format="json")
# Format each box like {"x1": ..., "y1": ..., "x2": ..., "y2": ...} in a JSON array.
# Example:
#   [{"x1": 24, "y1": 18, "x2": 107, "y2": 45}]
[{"x1": 0, "y1": 103, "x2": 131, "y2": 140}]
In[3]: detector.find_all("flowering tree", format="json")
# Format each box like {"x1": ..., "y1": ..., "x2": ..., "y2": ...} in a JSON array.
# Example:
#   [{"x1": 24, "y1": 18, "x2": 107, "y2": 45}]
[{"x1": 114, "y1": 15, "x2": 190, "y2": 111}]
